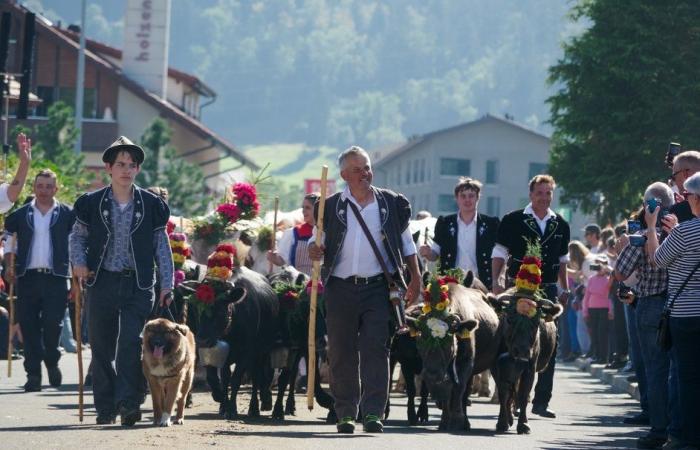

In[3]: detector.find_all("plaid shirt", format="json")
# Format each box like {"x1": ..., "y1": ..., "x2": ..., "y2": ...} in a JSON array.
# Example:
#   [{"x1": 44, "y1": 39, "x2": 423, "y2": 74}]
[{"x1": 615, "y1": 243, "x2": 667, "y2": 297}]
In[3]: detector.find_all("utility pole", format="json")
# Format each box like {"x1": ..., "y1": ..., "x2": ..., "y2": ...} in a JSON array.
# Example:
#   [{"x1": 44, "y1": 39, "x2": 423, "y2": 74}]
[{"x1": 74, "y1": 0, "x2": 86, "y2": 154}]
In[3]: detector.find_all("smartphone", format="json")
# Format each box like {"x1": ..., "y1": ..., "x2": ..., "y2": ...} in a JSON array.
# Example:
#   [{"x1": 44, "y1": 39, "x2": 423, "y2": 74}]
[
  {"x1": 589, "y1": 263, "x2": 602, "y2": 271},
  {"x1": 627, "y1": 220, "x2": 641, "y2": 234},
  {"x1": 667, "y1": 142, "x2": 682, "y2": 167},
  {"x1": 647, "y1": 197, "x2": 659, "y2": 213}
]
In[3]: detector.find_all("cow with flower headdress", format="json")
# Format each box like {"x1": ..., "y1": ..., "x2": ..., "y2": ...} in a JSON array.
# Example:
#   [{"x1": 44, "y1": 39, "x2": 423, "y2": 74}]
[
  {"x1": 489, "y1": 241, "x2": 563, "y2": 434},
  {"x1": 175, "y1": 242, "x2": 279, "y2": 419},
  {"x1": 405, "y1": 269, "x2": 500, "y2": 432}
]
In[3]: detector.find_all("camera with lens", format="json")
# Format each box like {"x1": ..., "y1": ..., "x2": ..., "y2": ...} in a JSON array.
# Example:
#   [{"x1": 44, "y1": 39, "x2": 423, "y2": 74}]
[{"x1": 617, "y1": 283, "x2": 636, "y2": 306}]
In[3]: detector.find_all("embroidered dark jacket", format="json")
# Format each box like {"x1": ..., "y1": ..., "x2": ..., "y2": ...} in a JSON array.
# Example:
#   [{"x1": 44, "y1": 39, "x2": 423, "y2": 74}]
[
  {"x1": 316, "y1": 187, "x2": 412, "y2": 286},
  {"x1": 73, "y1": 186, "x2": 170, "y2": 289},
  {"x1": 432, "y1": 213, "x2": 500, "y2": 287},
  {"x1": 5, "y1": 202, "x2": 75, "y2": 278},
  {"x1": 496, "y1": 209, "x2": 570, "y2": 284}
]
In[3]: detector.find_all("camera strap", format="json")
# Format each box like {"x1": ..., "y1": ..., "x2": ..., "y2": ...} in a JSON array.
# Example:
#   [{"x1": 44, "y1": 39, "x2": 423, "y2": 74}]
[
  {"x1": 347, "y1": 200, "x2": 406, "y2": 290},
  {"x1": 665, "y1": 258, "x2": 700, "y2": 312}
]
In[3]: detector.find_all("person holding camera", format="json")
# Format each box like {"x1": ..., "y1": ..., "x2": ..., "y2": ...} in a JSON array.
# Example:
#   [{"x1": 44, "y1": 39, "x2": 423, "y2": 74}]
[
  {"x1": 614, "y1": 182, "x2": 675, "y2": 449},
  {"x1": 646, "y1": 172, "x2": 700, "y2": 450}
]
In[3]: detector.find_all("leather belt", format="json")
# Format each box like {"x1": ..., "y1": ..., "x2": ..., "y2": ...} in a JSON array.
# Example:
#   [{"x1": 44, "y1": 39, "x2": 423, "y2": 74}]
[
  {"x1": 104, "y1": 268, "x2": 135, "y2": 277},
  {"x1": 335, "y1": 273, "x2": 386, "y2": 285},
  {"x1": 26, "y1": 268, "x2": 52, "y2": 274}
]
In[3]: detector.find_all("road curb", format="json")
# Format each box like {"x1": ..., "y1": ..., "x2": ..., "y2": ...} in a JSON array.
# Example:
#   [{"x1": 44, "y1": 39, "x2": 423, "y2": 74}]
[{"x1": 571, "y1": 358, "x2": 640, "y2": 401}]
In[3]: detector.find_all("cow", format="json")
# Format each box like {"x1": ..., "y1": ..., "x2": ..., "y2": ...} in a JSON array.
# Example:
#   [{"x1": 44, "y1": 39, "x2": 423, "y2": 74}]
[
  {"x1": 175, "y1": 265, "x2": 279, "y2": 419},
  {"x1": 388, "y1": 331, "x2": 430, "y2": 425},
  {"x1": 406, "y1": 281, "x2": 500, "y2": 432},
  {"x1": 267, "y1": 266, "x2": 335, "y2": 422},
  {"x1": 489, "y1": 290, "x2": 563, "y2": 434}
]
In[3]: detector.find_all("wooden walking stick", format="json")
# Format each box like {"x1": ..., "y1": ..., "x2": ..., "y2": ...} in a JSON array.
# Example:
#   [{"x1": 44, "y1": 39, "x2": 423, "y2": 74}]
[
  {"x1": 73, "y1": 275, "x2": 84, "y2": 422},
  {"x1": 307, "y1": 166, "x2": 328, "y2": 410},
  {"x1": 268, "y1": 196, "x2": 279, "y2": 275},
  {"x1": 6, "y1": 233, "x2": 15, "y2": 377}
]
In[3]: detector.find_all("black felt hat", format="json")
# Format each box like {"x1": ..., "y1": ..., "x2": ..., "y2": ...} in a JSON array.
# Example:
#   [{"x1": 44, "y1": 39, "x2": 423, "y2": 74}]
[{"x1": 102, "y1": 136, "x2": 145, "y2": 165}]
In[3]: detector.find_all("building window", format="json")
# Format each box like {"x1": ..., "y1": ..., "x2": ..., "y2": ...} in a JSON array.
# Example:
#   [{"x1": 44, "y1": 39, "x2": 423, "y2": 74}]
[
  {"x1": 528, "y1": 162, "x2": 548, "y2": 180},
  {"x1": 405, "y1": 161, "x2": 411, "y2": 185},
  {"x1": 396, "y1": 165, "x2": 401, "y2": 186},
  {"x1": 440, "y1": 158, "x2": 470, "y2": 177},
  {"x1": 486, "y1": 160, "x2": 499, "y2": 184},
  {"x1": 57, "y1": 87, "x2": 98, "y2": 118},
  {"x1": 438, "y1": 194, "x2": 454, "y2": 212},
  {"x1": 486, "y1": 196, "x2": 500, "y2": 216},
  {"x1": 413, "y1": 160, "x2": 419, "y2": 183},
  {"x1": 420, "y1": 159, "x2": 425, "y2": 183},
  {"x1": 35, "y1": 86, "x2": 55, "y2": 117}
]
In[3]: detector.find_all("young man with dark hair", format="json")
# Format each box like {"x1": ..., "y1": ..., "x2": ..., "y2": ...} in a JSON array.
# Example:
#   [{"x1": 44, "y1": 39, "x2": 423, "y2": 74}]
[
  {"x1": 69, "y1": 136, "x2": 173, "y2": 426},
  {"x1": 4, "y1": 169, "x2": 75, "y2": 392},
  {"x1": 492, "y1": 174, "x2": 571, "y2": 419},
  {"x1": 419, "y1": 177, "x2": 499, "y2": 287}
]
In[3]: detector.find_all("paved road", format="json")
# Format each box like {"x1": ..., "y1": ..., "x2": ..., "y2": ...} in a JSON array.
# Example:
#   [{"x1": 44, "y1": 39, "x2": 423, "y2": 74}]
[{"x1": 0, "y1": 350, "x2": 645, "y2": 449}]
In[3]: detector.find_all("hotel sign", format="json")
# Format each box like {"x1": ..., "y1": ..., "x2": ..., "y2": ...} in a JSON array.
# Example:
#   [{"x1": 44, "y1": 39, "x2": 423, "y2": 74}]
[{"x1": 122, "y1": 0, "x2": 171, "y2": 99}]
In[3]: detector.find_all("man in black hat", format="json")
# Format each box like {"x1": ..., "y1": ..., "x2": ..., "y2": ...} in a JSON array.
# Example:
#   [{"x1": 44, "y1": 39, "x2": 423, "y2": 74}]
[{"x1": 69, "y1": 136, "x2": 174, "y2": 426}]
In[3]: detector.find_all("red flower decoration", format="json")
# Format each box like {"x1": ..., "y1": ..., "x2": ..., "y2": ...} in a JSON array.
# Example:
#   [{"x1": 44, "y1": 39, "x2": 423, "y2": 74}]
[
  {"x1": 216, "y1": 243, "x2": 236, "y2": 255},
  {"x1": 196, "y1": 284, "x2": 216, "y2": 304},
  {"x1": 522, "y1": 256, "x2": 543, "y2": 268},
  {"x1": 167, "y1": 220, "x2": 176, "y2": 235},
  {"x1": 216, "y1": 203, "x2": 241, "y2": 223}
]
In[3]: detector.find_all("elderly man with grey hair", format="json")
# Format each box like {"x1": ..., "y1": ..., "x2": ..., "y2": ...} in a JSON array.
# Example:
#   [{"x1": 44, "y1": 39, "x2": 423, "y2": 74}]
[
  {"x1": 309, "y1": 145, "x2": 421, "y2": 434},
  {"x1": 614, "y1": 181, "x2": 676, "y2": 450},
  {"x1": 644, "y1": 172, "x2": 700, "y2": 449}
]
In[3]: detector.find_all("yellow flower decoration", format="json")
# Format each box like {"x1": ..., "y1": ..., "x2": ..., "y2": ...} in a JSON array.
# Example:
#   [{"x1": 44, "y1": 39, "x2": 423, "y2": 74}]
[
  {"x1": 435, "y1": 301, "x2": 447, "y2": 311},
  {"x1": 440, "y1": 285, "x2": 449, "y2": 293},
  {"x1": 422, "y1": 304, "x2": 432, "y2": 314}
]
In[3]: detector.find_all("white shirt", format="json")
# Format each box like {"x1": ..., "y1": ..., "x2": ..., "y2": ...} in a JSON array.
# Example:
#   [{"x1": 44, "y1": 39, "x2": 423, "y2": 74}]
[
  {"x1": 0, "y1": 184, "x2": 13, "y2": 213},
  {"x1": 492, "y1": 203, "x2": 569, "y2": 263},
  {"x1": 317, "y1": 188, "x2": 417, "y2": 279},
  {"x1": 430, "y1": 213, "x2": 478, "y2": 275},
  {"x1": 27, "y1": 199, "x2": 57, "y2": 269},
  {"x1": 277, "y1": 227, "x2": 295, "y2": 265}
]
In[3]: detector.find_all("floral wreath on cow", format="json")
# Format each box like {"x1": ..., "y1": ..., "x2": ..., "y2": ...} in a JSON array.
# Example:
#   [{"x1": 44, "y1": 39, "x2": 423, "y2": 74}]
[
  {"x1": 192, "y1": 182, "x2": 261, "y2": 245},
  {"x1": 183, "y1": 243, "x2": 237, "y2": 321},
  {"x1": 169, "y1": 232, "x2": 191, "y2": 287},
  {"x1": 408, "y1": 268, "x2": 469, "y2": 349}
]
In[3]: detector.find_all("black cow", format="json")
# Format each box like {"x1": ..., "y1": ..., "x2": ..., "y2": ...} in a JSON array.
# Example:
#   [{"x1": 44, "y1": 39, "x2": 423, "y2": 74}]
[
  {"x1": 406, "y1": 283, "x2": 500, "y2": 431},
  {"x1": 176, "y1": 266, "x2": 279, "y2": 419},
  {"x1": 490, "y1": 291, "x2": 562, "y2": 434},
  {"x1": 388, "y1": 331, "x2": 429, "y2": 425},
  {"x1": 267, "y1": 267, "x2": 335, "y2": 422}
]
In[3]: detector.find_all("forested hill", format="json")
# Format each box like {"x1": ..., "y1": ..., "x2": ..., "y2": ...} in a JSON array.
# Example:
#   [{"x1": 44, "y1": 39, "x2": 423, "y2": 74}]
[{"x1": 35, "y1": 0, "x2": 582, "y2": 149}]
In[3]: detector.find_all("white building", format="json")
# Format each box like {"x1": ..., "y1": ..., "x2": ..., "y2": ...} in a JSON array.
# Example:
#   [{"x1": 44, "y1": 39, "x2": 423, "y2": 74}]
[{"x1": 372, "y1": 114, "x2": 592, "y2": 240}]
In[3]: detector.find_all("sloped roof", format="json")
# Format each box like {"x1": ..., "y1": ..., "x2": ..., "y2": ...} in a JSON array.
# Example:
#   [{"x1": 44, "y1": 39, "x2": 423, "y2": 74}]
[
  {"x1": 373, "y1": 114, "x2": 550, "y2": 167},
  {"x1": 2, "y1": 2, "x2": 257, "y2": 170},
  {"x1": 55, "y1": 28, "x2": 216, "y2": 98}
]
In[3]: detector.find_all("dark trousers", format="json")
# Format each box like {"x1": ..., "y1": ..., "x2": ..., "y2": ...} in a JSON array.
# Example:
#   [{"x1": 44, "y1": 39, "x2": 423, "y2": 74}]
[
  {"x1": 636, "y1": 296, "x2": 670, "y2": 438},
  {"x1": 670, "y1": 316, "x2": 700, "y2": 446},
  {"x1": 612, "y1": 294, "x2": 628, "y2": 358},
  {"x1": 16, "y1": 272, "x2": 69, "y2": 378},
  {"x1": 88, "y1": 270, "x2": 153, "y2": 415},
  {"x1": 325, "y1": 276, "x2": 390, "y2": 420},
  {"x1": 588, "y1": 308, "x2": 610, "y2": 362},
  {"x1": 533, "y1": 283, "x2": 559, "y2": 408}
]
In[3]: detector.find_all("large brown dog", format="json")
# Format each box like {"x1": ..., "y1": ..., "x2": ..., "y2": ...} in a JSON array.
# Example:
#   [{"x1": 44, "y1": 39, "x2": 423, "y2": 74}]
[{"x1": 142, "y1": 318, "x2": 196, "y2": 426}]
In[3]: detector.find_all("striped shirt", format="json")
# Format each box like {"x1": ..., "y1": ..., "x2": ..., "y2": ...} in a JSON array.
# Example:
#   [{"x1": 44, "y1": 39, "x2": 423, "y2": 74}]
[{"x1": 654, "y1": 217, "x2": 700, "y2": 318}]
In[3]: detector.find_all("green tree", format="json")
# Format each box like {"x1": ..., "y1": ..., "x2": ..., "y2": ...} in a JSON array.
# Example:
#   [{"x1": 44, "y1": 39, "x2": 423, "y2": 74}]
[
  {"x1": 137, "y1": 118, "x2": 210, "y2": 216},
  {"x1": 547, "y1": 1, "x2": 700, "y2": 222}
]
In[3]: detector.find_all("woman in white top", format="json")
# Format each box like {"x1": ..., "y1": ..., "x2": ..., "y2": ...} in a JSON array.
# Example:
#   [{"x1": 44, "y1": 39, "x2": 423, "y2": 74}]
[{"x1": 267, "y1": 193, "x2": 319, "y2": 276}]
